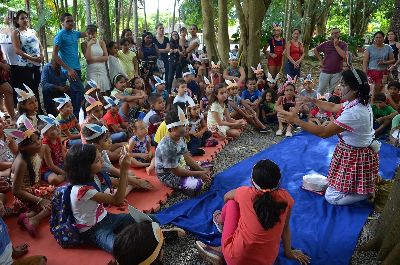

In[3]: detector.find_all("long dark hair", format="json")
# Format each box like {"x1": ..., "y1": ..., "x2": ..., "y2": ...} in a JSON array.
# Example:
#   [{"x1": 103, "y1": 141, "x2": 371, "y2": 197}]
[
  {"x1": 14, "y1": 10, "x2": 28, "y2": 28},
  {"x1": 342, "y1": 69, "x2": 370, "y2": 105},
  {"x1": 170, "y1": 31, "x2": 179, "y2": 49},
  {"x1": 142, "y1": 32, "x2": 154, "y2": 46},
  {"x1": 252, "y1": 160, "x2": 287, "y2": 230},
  {"x1": 384, "y1": 30, "x2": 398, "y2": 44},
  {"x1": 209, "y1": 84, "x2": 227, "y2": 106},
  {"x1": 65, "y1": 144, "x2": 97, "y2": 185},
  {"x1": 261, "y1": 89, "x2": 277, "y2": 104},
  {"x1": 18, "y1": 130, "x2": 40, "y2": 185}
]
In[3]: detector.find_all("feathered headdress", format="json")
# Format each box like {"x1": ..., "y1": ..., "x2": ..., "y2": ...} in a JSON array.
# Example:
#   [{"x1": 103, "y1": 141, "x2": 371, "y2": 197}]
[
  {"x1": 229, "y1": 52, "x2": 238, "y2": 61},
  {"x1": 211, "y1": 61, "x2": 221, "y2": 69},
  {"x1": 153, "y1": 75, "x2": 166, "y2": 87},
  {"x1": 278, "y1": 74, "x2": 297, "y2": 94},
  {"x1": 273, "y1": 22, "x2": 282, "y2": 31},
  {"x1": 103, "y1": 96, "x2": 119, "y2": 110},
  {"x1": 183, "y1": 64, "x2": 196, "y2": 77},
  {"x1": 85, "y1": 94, "x2": 103, "y2": 112},
  {"x1": 83, "y1": 123, "x2": 108, "y2": 141},
  {"x1": 38, "y1": 114, "x2": 59, "y2": 136},
  {"x1": 53, "y1": 93, "x2": 71, "y2": 110},
  {"x1": 192, "y1": 54, "x2": 201, "y2": 63},
  {"x1": 225, "y1": 79, "x2": 239, "y2": 89},
  {"x1": 267, "y1": 72, "x2": 280, "y2": 84},
  {"x1": 85, "y1": 79, "x2": 100, "y2": 95},
  {"x1": 251, "y1": 63, "x2": 263, "y2": 75},
  {"x1": 166, "y1": 106, "x2": 189, "y2": 129},
  {"x1": 300, "y1": 74, "x2": 313, "y2": 84},
  {"x1": 15, "y1": 84, "x2": 35, "y2": 102},
  {"x1": 4, "y1": 116, "x2": 37, "y2": 144}
]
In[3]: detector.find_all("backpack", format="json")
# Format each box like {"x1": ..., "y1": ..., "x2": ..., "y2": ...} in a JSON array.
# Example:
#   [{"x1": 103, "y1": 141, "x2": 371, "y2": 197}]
[{"x1": 49, "y1": 172, "x2": 113, "y2": 248}]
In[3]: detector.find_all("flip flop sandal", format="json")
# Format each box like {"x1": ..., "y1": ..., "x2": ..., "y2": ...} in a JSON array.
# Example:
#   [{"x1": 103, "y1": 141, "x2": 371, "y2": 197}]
[
  {"x1": 22, "y1": 218, "x2": 37, "y2": 237},
  {"x1": 195, "y1": 241, "x2": 224, "y2": 265},
  {"x1": 212, "y1": 210, "x2": 223, "y2": 233},
  {"x1": 17, "y1": 213, "x2": 27, "y2": 226}
]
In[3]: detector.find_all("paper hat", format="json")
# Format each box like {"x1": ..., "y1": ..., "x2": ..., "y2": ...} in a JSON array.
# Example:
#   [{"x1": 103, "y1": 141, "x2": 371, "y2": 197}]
[
  {"x1": 317, "y1": 93, "x2": 330, "y2": 101},
  {"x1": 0, "y1": 111, "x2": 5, "y2": 119},
  {"x1": 166, "y1": 106, "x2": 189, "y2": 129},
  {"x1": 153, "y1": 75, "x2": 166, "y2": 87},
  {"x1": 300, "y1": 74, "x2": 313, "y2": 84},
  {"x1": 225, "y1": 79, "x2": 239, "y2": 89},
  {"x1": 85, "y1": 79, "x2": 100, "y2": 95},
  {"x1": 53, "y1": 93, "x2": 71, "y2": 110},
  {"x1": 38, "y1": 114, "x2": 59, "y2": 135},
  {"x1": 203, "y1": 76, "x2": 213, "y2": 88},
  {"x1": 267, "y1": 72, "x2": 280, "y2": 84},
  {"x1": 279, "y1": 74, "x2": 298, "y2": 94},
  {"x1": 251, "y1": 63, "x2": 263, "y2": 74},
  {"x1": 85, "y1": 94, "x2": 103, "y2": 112},
  {"x1": 183, "y1": 64, "x2": 196, "y2": 77},
  {"x1": 229, "y1": 52, "x2": 238, "y2": 61},
  {"x1": 103, "y1": 96, "x2": 119, "y2": 109},
  {"x1": 4, "y1": 116, "x2": 37, "y2": 144},
  {"x1": 192, "y1": 53, "x2": 201, "y2": 63},
  {"x1": 83, "y1": 123, "x2": 108, "y2": 141},
  {"x1": 211, "y1": 61, "x2": 220, "y2": 69},
  {"x1": 273, "y1": 22, "x2": 283, "y2": 30},
  {"x1": 15, "y1": 84, "x2": 35, "y2": 102}
]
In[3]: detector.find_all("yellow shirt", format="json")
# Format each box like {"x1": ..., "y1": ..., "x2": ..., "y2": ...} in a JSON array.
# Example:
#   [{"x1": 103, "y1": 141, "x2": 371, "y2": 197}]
[
  {"x1": 117, "y1": 50, "x2": 137, "y2": 79},
  {"x1": 153, "y1": 121, "x2": 189, "y2": 144}
]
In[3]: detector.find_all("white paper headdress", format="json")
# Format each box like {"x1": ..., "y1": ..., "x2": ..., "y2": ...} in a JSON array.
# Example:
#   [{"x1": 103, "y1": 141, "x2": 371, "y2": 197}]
[
  {"x1": 153, "y1": 75, "x2": 166, "y2": 87},
  {"x1": 4, "y1": 116, "x2": 37, "y2": 144},
  {"x1": 15, "y1": 84, "x2": 35, "y2": 102},
  {"x1": 103, "y1": 96, "x2": 119, "y2": 110},
  {"x1": 83, "y1": 123, "x2": 108, "y2": 141},
  {"x1": 85, "y1": 94, "x2": 103, "y2": 112},
  {"x1": 166, "y1": 106, "x2": 189, "y2": 129},
  {"x1": 267, "y1": 72, "x2": 280, "y2": 84},
  {"x1": 38, "y1": 114, "x2": 59, "y2": 136},
  {"x1": 251, "y1": 63, "x2": 263, "y2": 75},
  {"x1": 53, "y1": 93, "x2": 71, "y2": 110},
  {"x1": 225, "y1": 79, "x2": 238, "y2": 89},
  {"x1": 183, "y1": 64, "x2": 196, "y2": 77}
]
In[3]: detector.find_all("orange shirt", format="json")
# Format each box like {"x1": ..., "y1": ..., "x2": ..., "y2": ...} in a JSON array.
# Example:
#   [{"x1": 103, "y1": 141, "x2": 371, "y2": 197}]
[{"x1": 222, "y1": 186, "x2": 294, "y2": 265}]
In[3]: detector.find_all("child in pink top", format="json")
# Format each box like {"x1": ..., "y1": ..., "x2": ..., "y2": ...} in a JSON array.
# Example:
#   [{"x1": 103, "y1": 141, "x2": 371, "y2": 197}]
[{"x1": 196, "y1": 159, "x2": 310, "y2": 265}]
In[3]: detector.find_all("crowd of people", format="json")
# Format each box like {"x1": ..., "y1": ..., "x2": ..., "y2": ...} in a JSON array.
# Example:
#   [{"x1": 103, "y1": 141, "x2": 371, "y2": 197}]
[{"x1": 0, "y1": 9, "x2": 398, "y2": 265}]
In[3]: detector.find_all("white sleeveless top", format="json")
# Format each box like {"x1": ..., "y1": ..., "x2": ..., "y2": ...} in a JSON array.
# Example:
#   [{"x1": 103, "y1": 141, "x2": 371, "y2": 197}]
[
  {"x1": 15, "y1": 28, "x2": 41, "y2": 67},
  {"x1": 86, "y1": 40, "x2": 111, "y2": 92}
]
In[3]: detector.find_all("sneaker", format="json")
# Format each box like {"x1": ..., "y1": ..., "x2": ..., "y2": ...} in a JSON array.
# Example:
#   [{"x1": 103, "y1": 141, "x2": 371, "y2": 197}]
[
  {"x1": 276, "y1": 129, "x2": 283, "y2": 136},
  {"x1": 195, "y1": 241, "x2": 224, "y2": 265},
  {"x1": 286, "y1": 131, "x2": 293, "y2": 137}
]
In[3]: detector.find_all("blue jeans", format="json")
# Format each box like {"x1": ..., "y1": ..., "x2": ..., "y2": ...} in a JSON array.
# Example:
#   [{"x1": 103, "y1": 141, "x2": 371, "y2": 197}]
[
  {"x1": 285, "y1": 61, "x2": 301, "y2": 79},
  {"x1": 69, "y1": 70, "x2": 85, "y2": 118},
  {"x1": 80, "y1": 213, "x2": 135, "y2": 253},
  {"x1": 111, "y1": 132, "x2": 127, "y2": 143}
]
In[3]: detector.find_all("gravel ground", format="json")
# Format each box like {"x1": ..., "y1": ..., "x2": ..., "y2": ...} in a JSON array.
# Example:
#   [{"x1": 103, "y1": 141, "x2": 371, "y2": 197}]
[{"x1": 159, "y1": 126, "x2": 380, "y2": 265}]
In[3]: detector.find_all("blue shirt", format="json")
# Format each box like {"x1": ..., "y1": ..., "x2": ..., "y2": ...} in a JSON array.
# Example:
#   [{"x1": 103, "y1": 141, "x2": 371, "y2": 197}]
[
  {"x1": 0, "y1": 218, "x2": 11, "y2": 257},
  {"x1": 54, "y1": 29, "x2": 82, "y2": 70},
  {"x1": 241, "y1": 89, "x2": 261, "y2": 103},
  {"x1": 40, "y1": 63, "x2": 68, "y2": 92},
  {"x1": 151, "y1": 88, "x2": 169, "y2": 102},
  {"x1": 187, "y1": 81, "x2": 201, "y2": 101}
]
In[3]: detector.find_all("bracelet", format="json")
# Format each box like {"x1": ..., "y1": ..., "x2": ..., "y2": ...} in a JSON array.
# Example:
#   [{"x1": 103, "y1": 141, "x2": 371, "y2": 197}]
[{"x1": 37, "y1": 198, "x2": 43, "y2": 205}]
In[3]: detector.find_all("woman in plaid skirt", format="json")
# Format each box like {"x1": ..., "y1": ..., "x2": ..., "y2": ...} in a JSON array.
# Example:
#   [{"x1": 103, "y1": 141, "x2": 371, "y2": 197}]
[{"x1": 277, "y1": 68, "x2": 379, "y2": 205}]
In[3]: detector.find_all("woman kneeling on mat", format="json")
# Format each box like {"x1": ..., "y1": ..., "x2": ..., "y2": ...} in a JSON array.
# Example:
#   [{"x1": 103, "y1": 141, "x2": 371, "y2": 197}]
[
  {"x1": 277, "y1": 69, "x2": 379, "y2": 205},
  {"x1": 195, "y1": 159, "x2": 310, "y2": 265}
]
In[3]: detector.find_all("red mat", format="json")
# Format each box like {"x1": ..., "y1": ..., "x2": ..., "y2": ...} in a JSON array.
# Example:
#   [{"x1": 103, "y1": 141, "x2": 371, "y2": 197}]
[{"x1": 6, "y1": 137, "x2": 227, "y2": 265}]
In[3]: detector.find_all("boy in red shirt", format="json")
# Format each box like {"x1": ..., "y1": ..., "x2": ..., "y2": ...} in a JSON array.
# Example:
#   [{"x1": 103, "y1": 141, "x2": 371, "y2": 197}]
[{"x1": 102, "y1": 96, "x2": 128, "y2": 142}]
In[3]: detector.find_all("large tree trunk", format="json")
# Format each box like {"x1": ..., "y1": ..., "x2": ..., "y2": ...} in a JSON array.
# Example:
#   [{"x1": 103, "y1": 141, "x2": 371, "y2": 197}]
[
  {"x1": 115, "y1": 0, "x2": 121, "y2": 43},
  {"x1": 171, "y1": 0, "x2": 177, "y2": 32},
  {"x1": 126, "y1": 0, "x2": 134, "y2": 29},
  {"x1": 390, "y1": 0, "x2": 400, "y2": 38},
  {"x1": 133, "y1": 0, "x2": 139, "y2": 42},
  {"x1": 64, "y1": 0, "x2": 68, "y2": 12},
  {"x1": 200, "y1": 0, "x2": 220, "y2": 62},
  {"x1": 85, "y1": 0, "x2": 92, "y2": 25},
  {"x1": 38, "y1": 0, "x2": 48, "y2": 62},
  {"x1": 217, "y1": 0, "x2": 230, "y2": 67},
  {"x1": 72, "y1": 0, "x2": 78, "y2": 28},
  {"x1": 25, "y1": 0, "x2": 31, "y2": 15},
  {"x1": 362, "y1": 170, "x2": 400, "y2": 264},
  {"x1": 350, "y1": 0, "x2": 379, "y2": 36},
  {"x1": 235, "y1": 0, "x2": 271, "y2": 76},
  {"x1": 156, "y1": 0, "x2": 160, "y2": 24},
  {"x1": 94, "y1": 0, "x2": 112, "y2": 43},
  {"x1": 60, "y1": 0, "x2": 65, "y2": 13},
  {"x1": 142, "y1": 0, "x2": 148, "y2": 31},
  {"x1": 284, "y1": 0, "x2": 294, "y2": 43}
]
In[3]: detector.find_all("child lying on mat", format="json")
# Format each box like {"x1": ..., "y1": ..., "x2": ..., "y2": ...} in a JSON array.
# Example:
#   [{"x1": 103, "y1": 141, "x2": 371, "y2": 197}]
[
  {"x1": 155, "y1": 107, "x2": 210, "y2": 195},
  {"x1": 195, "y1": 159, "x2": 310, "y2": 265}
]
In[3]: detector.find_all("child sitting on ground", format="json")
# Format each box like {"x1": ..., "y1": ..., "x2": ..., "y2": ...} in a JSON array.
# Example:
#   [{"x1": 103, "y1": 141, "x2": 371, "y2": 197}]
[
  {"x1": 0, "y1": 111, "x2": 17, "y2": 179},
  {"x1": 209, "y1": 61, "x2": 223, "y2": 87},
  {"x1": 131, "y1": 77, "x2": 148, "y2": 108},
  {"x1": 173, "y1": 78, "x2": 195, "y2": 109},
  {"x1": 201, "y1": 77, "x2": 213, "y2": 114},
  {"x1": 66, "y1": 144, "x2": 136, "y2": 253},
  {"x1": 259, "y1": 89, "x2": 278, "y2": 124},
  {"x1": 226, "y1": 81, "x2": 269, "y2": 133},
  {"x1": 241, "y1": 78, "x2": 262, "y2": 113},
  {"x1": 266, "y1": 72, "x2": 280, "y2": 91},
  {"x1": 15, "y1": 84, "x2": 39, "y2": 128},
  {"x1": 299, "y1": 74, "x2": 317, "y2": 116},
  {"x1": 81, "y1": 122, "x2": 152, "y2": 191},
  {"x1": 128, "y1": 120, "x2": 155, "y2": 171},
  {"x1": 55, "y1": 94, "x2": 82, "y2": 146},
  {"x1": 39, "y1": 115, "x2": 66, "y2": 185},
  {"x1": 276, "y1": 82, "x2": 297, "y2": 137},
  {"x1": 183, "y1": 65, "x2": 201, "y2": 101},
  {"x1": 143, "y1": 94, "x2": 166, "y2": 141},
  {"x1": 195, "y1": 159, "x2": 310, "y2": 265},
  {"x1": 372, "y1": 93, "x2": 398, "y2": 136},
  {"x1": 102, "y1": 96, "x2": 128, "y2": 143},
  {"x1": 385, "y1": 81, "x2": 400, "y2": 110},
  {"x1": 207, "y1": 85, "x2": 246, "y2": 139},
  {"x1": 151, "y1": 76, "x2": 169, "y2": 103},
  {"x1": 6, "y1": 118, "x2": 55, "y2": 237},
  {"x1": 155, "y1": 107, "x2": 210, "y2": 195},
  {"x1": 251, "y1": 63, "x2": 267, "y2": 91},
  {"x1": 308, "y1": 95, "x2": 334, "y2": 126}
]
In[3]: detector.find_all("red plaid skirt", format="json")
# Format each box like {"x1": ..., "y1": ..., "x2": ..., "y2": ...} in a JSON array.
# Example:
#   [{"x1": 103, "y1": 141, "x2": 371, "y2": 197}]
[{"x1": 327, "y1": 139, "x2": 379, "y2": 194}]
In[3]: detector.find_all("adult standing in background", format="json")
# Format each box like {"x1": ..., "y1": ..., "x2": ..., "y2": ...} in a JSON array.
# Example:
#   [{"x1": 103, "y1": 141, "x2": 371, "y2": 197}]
[
  {"x1": 264, "y1": 23, "x2": 285, "y2": 79},
  {"x1": 363, "y1": 31, "x2": 395, "y2": 93},
  {"x1": 12, "y1": 10, "x2": 44, "y2": 107},
  {"x1": 285, "y1": 29, "x2": 304, "y2": 79},
  {"x1": 314, "y1": 28, "x2": 347, "y2": 95},
  {"x1": 53, "y1": 13, "x2": 86, "y2": 118},
  {"x1": 81, "y1": 24, "x2": 110, "y2": 93},
  {"x1": 186, "y1": 25, "x2": 200, "y2": 60},
  {"x1": 154, "y1": 23, "x2": 170, "y2": 79},
  {"x1": 167, "y1": 31, "x2": 184, "y2": 92},
  {"x1": 385, "y1": 31, "x2": 400, "y2": 81}
]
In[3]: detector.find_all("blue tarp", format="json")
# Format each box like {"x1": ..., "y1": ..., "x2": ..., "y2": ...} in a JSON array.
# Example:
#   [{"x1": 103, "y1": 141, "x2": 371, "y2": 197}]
[{"x1": 156, "y1": 132, "x2": 400, "y2": 265}]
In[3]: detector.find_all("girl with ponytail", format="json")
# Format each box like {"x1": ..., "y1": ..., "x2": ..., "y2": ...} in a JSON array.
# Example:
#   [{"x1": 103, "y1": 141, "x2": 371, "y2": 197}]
[{"x1": 196, "y1": 159, "x2": 310, "y2": 265}]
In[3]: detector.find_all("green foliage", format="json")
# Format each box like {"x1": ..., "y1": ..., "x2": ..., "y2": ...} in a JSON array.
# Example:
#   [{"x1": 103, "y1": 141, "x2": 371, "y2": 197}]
[{"x1": 310, "y1": 35, "x2": 327, "y2": 48}]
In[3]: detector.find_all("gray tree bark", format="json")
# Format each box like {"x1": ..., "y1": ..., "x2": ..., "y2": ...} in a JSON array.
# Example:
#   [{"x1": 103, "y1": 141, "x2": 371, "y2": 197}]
[{"x1": 217, "y1": 0, "x2": 230, "y2": 67}]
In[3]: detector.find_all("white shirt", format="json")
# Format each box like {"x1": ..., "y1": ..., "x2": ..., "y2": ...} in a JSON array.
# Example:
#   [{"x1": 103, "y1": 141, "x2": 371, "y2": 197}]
[
  {"x1": 143, "y1": 109, "x2": 156, "y2": 126},
  {"x1": 70, "y1": 176, "x2": 107, "y2": 232},
  {"x1": 173, "y1": 94, "x2": 195, "y2": 106},
  {"x1": 0, "y1": 32, "x2": 18, "y2": 65},
  {"x1": 333, "y1": 100, "x2": 374, "y2": 147}
]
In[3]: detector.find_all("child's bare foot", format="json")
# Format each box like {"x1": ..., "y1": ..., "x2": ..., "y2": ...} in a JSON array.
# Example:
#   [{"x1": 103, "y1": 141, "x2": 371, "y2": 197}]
[
  {"x1": 145, "y1": 166, "x2": 152, "y2": 175},
  {"x1": 12, "y1": 243, "x2": 29, "y2": 258},
  {"x1": 130, "y1": 177, "x2": 153, "y2": 190}
]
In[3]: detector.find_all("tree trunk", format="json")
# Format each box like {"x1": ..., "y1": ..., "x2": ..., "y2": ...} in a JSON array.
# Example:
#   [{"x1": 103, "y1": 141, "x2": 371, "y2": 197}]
[
  {"x1": 171, "y1": 0, "x2": 177, "y2": 32},
  {"x1": 85, "y1": 0, "x2": 92, "y2": 25},
  {"x1": 25, "y1": 0, "x2": 31, "y2": 15},
  {"x1": 60, "y1": 0, "x2": 65, "y2": 13},
  {"x1": 94, "y1": 0, "x2": 112, "y2": 43},
  {"x1": 200, "y1": 0, "x2": 220, "y2": 62},
  {"x1": 126, "y1": 0, "x2": 134, "y2": 29},
  {"x1": 217, "y1": 0, "x2": 229, "y2": 67},
  {"x1": 316, "y1": 5, "x2": 330, "y2": 36},
  {"x1": 72, "y1": 0, "x2": 78, "y2": 28},
  {"x1": 143, "y1": 0, "x2": 148, "y2": 31},
  {"x1": 390, "y1": 0, "x2": 400, "y2": 38},
  {"x1": 301, "y1": 0, "x2": 312, "y2": 54},
  {"x1": 284, "y1": 0, "x2": 294, "y2": 43},
  {"x1": 37, "y1": 0, "x2": 48, "y2": 62},
  {"x1": 115, "y1": 0, "x2": 121, "y2": 43},
  {"x1": 350, "y1": 0, "x2": 379, "y2": 36},
  {"x1": 156, "y1": 0, "x2": 160, "y2": 24},
  {"x1": 133, "y1": 0, "x2": 139, "y2": 42},
  {"x1": 362, "y1": 170, "x2": 400, "y2": 264},
  {"x1": 64, "y1": 0, "x2": 68, "y2": 12}
]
